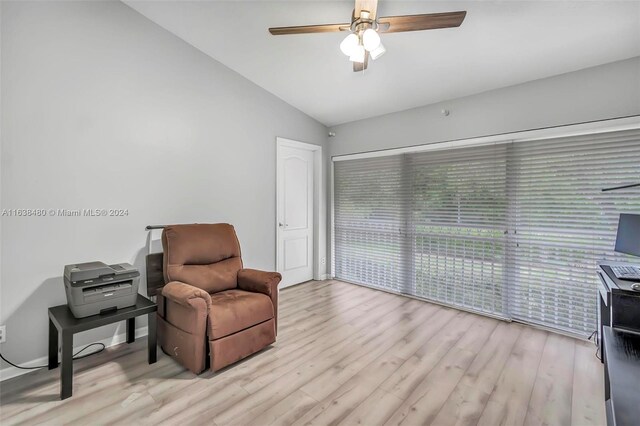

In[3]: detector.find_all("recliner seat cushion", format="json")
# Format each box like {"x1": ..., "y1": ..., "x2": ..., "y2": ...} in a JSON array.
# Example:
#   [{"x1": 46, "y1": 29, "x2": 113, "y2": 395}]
[{"x1": 208, "y1": 289, "x2": 274, "y2": 339}]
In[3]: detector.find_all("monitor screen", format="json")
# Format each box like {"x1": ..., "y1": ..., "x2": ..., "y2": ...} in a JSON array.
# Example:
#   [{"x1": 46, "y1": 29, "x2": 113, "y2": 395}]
[{"x1": 615, "y1": 213, "x2": 640, "y2": 257}]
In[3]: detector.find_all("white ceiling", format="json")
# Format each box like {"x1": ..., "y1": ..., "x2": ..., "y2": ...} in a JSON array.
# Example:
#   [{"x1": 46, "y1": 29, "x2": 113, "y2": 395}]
[{"x1": 125, "y1": 1, "x2": 640, "y2": 126}]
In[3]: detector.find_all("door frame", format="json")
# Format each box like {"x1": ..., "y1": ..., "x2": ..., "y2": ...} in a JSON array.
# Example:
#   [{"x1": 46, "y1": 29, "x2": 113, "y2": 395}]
[{"x1": 276, "y1": 137, "x2": 325, "y2": 285}]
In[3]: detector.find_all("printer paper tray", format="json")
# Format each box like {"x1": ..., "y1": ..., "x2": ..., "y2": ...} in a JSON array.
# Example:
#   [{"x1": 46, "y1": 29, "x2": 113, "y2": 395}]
[{"x1": 82, "y1": 280, "x2": 133, "y2": 303}]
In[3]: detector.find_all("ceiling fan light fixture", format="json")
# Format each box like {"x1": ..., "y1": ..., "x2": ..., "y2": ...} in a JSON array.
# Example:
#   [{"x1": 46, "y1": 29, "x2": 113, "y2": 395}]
[
  {"x1": 340, "y1": 33, "x2": 359, "y2": 56},
  {"x1": 362, "y1": 28, "x2": 381, "y2": 51},
  {"x1": 370, "y1": 42, "x2": 386, "y2": 60},
  {"x1": 349, "y1": 44, "x2": 366, "y2": 63},
  {"x1": 268, "y1": 2, "x2": 467, "y2": 73}
]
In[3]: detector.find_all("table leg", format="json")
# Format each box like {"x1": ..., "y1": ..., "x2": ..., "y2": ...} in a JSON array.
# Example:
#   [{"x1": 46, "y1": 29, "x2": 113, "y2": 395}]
[
  {"x1": 126, "y1": 317, "x2": 135, "y2": 343},
  {"x1": 148, "y1": 312, "x2": 157, "y2": 364},
  {"x1": 48, "y1": 318, "x2": 58, "y2": 370},
  {"x1": 60, "y1": 331, "x2": 73, "y2": 400}
]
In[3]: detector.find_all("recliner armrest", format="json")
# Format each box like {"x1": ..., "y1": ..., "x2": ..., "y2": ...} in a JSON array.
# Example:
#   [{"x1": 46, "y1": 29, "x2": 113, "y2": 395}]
[
  {"x1": 162, "y1": 281, "x2": 211, "y2": 308},
  {"x1": 237, "y1": 269, "x2": 282, "y2": 334},
  {"x1": 237, "y1": 269, "x2": 282, "y2": 296}
]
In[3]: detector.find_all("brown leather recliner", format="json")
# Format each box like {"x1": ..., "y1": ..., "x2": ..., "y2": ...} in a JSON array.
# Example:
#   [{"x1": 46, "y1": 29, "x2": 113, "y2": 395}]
[{"x1": 156, "y1": 223, "x2": 281, "y2": 373}]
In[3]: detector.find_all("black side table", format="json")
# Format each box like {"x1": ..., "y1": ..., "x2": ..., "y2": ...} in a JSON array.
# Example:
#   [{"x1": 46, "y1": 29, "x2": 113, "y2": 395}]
[{"x1": 48, "y1": 294, "x2": 157, "y2": 399}]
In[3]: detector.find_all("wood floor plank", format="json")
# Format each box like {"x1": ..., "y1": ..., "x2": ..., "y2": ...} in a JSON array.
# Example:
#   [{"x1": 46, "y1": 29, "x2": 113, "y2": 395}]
[
  {"x1": 431, "y1": 322, "x2": 523, "y2": 426},
  {"x1": 146, "y1": 382, "x2": 249, "y2": 425},
  {"x1": 477, "y1": 326, "x2": 548, "y2": 426},
  {"x1": 431, "y1": 383, "x2": 491, "y2": 426},
  {"x1": 277, "y1": 287, "x2": 389, "y2": 345},
  {"x1": 386, "y1": 306, "x2": 459, "y2": 361},
  {"x1": 278, "y1": 281, "x2": 328, "y2": 302},
  {"x1": 457, "y1": 322, "x2": 524, "y2": 395},
  {"x1": 298, "y1": 302, "x2": 442, "y2": 401},
  {"x1": 0, "y1": 280, "x2": 605, "y2": 426},
  {"x1": 340, "y1": 309, "x2": 469, "y2": 425},
  {"x1": 337, "y1": 388, "x2": 405, "y2": 426},
  {"x1": 379, "y1": 310, "x2": 474, "y2": 400},
  {"x1": 280, "y1": 282, "x2": 369, "y2": 316},
  {"x1": 248, "y1": 390, "x2": 319, "y2": 426},
  {"x1": 384, "y1": 348, "x2": 478, "y2": 426},
  {"x1": 382, "y1": 313, "x2": 498, "y2": 425},
  {"x1": 277, "y1": 287, "x2": 391, "y2": 341},
  {"x1": 524, "y1": 333, "x2": 576, "y2": 426},
  {"x1": 290, "y1": 354, "x2": 405, "y2": 426},
  {"x1": 571, "y1": 340, "x2": 605, "y2": 426}
]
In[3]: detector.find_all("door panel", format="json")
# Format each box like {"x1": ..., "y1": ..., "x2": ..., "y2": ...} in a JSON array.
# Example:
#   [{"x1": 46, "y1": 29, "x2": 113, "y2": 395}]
[
  {"x1": 278, "y1": 144, "x2": 314, "y2": 287},
  {"x1": 284, "y1": 157, "x2": 309, "y2": 230},
  {"x1": 284, "y1": 236, "x2": 309, "y2": 270}
]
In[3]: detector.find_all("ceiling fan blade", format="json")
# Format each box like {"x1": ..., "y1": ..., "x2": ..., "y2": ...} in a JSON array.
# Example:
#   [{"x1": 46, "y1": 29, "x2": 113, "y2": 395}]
[
  {"x1": 378, "y1": 11, "x2": 466, "y2": 33},
  {"x1": 354, "y1": 0, "x2": 379, "y2": 20},
  {"x1": 353, "y1": 51, "x2": 369, "y2": 72},
  {"x1": 269, "y1": 23, "x2": 350, "y2": 35}
]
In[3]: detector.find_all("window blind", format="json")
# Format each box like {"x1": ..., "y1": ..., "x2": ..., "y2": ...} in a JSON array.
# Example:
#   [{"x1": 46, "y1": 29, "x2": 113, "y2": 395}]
[
  {"x1": 333, "y1": 129, "x2": 640, "y2": 336},
  {"x1": 506, "y1": 130, "x2": 640, "y2": 335},
  {"x1": 335, "y1": 143, "x2": 510, "y2": 318},
  {"x1": 334, "y1": 155, "x2": 407, "y2": 293},
  {"x1": 408, "y1": 145, "x2": 508, "y2": 317}
]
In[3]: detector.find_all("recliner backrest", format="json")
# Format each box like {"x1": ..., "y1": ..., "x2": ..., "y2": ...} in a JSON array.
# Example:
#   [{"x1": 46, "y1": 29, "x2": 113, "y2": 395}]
[{"x1": 162, "y1": 223, "x2": 243, "y2": 294}]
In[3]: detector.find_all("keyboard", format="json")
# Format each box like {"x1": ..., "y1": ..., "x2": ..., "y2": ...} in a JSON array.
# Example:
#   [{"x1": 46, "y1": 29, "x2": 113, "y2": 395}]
[{"x1": 611, "y1": 265, "x2": 640, "y2": 281}]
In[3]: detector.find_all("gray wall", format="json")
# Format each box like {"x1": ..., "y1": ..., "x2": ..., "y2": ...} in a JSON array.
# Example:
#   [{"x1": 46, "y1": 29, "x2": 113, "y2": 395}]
[
  {"x1": 0, "y1": 1, "x2": 327, "y2": 368},
  {"x1": 329, "y1": 56, "x2": 640, "y2": 157}
]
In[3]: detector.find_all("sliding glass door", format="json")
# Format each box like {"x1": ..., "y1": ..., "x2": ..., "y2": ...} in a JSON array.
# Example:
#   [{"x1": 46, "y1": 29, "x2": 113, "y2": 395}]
[
  {"x1": 408, "y1": 145, "x2": 508, "y2": 317},
  {"x1": 335, "y1": 143, "x2": 509, "y2": 318},
  {"x1": 333, "y1": 129, "x2": 640, "y2": 336}
]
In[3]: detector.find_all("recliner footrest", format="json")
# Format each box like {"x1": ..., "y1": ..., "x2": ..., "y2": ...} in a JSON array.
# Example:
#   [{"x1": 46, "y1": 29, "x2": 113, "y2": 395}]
[{"x1": 209, "y1": 318, "x2": 275, "y2": 371}]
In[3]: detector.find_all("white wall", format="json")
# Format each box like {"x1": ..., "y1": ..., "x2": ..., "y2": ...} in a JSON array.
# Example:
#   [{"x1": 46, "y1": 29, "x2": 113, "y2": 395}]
[
  {"x1": 329, "y1": 56, "x2": 640, "y2": 156},
  {"x1": 0, "y1": 0, "x2": 327, "y2": 371}
]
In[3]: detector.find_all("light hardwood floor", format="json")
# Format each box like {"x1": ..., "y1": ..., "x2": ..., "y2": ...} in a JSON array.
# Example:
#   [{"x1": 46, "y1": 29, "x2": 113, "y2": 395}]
[{"x1": 0, "y1": 280, "x2": 605, "y2": 426}]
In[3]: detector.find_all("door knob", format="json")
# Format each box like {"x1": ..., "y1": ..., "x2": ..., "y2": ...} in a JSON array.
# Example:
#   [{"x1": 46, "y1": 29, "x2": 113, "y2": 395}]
[{"x1": 279, "y1": 222, "x2": 284, "y2": 227}]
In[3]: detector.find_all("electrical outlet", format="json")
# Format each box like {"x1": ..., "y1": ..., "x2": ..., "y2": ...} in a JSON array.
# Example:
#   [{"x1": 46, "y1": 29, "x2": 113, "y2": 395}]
[
  {"x1": 0, "y1": 325, "x2": 6, "y2": 344},
  {"x1": 320, "y1": 257, "x2": 326, "y2": 266}
]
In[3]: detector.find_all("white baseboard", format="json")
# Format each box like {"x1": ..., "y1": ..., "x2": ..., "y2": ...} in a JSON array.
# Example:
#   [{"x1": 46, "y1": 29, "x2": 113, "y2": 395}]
[
  {"x1": 315, "y1": 274, "x2": 331, "y2": 281},
  {"x1": 0, "y1": 326, "x2": 149, "y2": 382}
]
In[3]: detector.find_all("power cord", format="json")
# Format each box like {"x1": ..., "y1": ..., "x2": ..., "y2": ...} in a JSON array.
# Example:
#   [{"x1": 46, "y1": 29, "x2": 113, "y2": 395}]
[
  {"x1": 0, "y1": 343, "x2": 106, "y2": 370},
  {"x1": 587, "y1": 329, "x2": 602, "y2": 361}
]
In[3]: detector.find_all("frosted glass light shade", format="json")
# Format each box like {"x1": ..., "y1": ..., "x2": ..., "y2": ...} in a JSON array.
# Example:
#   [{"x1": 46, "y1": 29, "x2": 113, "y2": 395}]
[
  {"x1": 349, "y1": 44, "x2": 366, "y2": 63},
  {"x1": 370, "y1": 43, "x2": 386, "y2": 60},
  {"x1": 340, "y1": 34, "x2": 359, "y2": 56},
  {"x1": 362, "y1": 28, "x2": 381, "y2": 51}
]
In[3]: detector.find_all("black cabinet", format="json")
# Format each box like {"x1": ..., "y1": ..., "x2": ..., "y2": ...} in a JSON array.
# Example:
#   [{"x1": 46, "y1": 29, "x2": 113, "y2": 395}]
[
  {"x1": 597, "y1": 264, "x2": 640, "y2": 361},
  {"x1": 597, "y1": 264, "x2": 640, "y2": 425},
  {"x1": 602, "y1": 327, "x2": 640, "y2": 426}
]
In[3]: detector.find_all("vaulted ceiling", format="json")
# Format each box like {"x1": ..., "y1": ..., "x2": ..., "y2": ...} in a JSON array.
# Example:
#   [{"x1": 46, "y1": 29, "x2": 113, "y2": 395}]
[{"x1": 125, "y1": 1, "x2": 640, "y2": 126}]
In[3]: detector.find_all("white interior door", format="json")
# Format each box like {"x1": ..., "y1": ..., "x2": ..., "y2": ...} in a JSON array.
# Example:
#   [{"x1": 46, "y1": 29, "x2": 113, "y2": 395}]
[{"x1": 277, "y1": 144, "x2": 314, "y2": 288}]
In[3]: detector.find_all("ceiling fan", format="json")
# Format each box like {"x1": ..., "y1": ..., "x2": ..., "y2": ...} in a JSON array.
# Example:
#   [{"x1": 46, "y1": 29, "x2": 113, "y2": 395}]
[{"x1": 269, "y1": 0, "x2": 467, "y2": 72}]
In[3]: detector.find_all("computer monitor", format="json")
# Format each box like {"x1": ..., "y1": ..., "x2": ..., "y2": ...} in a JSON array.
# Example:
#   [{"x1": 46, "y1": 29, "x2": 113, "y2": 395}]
[{"x1": 614, "y1": 213, "x2": 640, "y2": 257}]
